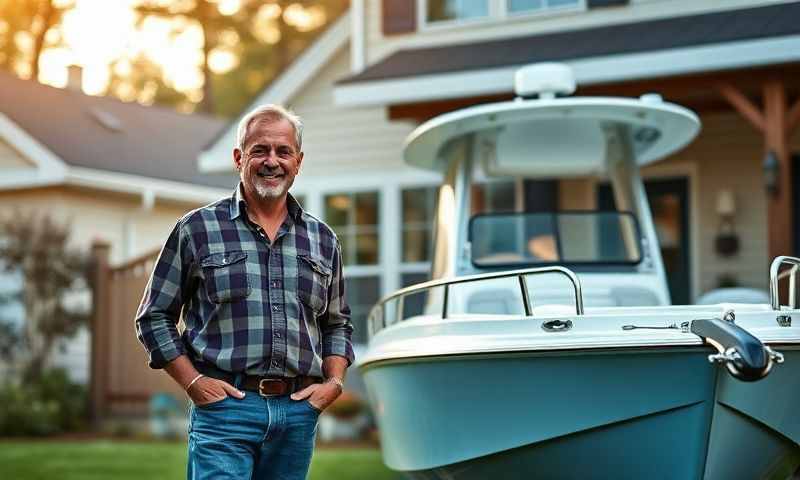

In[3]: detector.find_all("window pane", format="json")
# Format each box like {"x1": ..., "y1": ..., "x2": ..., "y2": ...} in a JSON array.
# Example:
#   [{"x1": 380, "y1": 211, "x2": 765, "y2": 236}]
[
  {"x1": 402, "y1": 186, "x2": 437, "y2": 263},
  {"x1": 325, "y1": 194, "x2": 350, "y2": 228},
  {"x1": 356, "y1": 233, "x2": 379, "y2": 265},
  {"x1": 337, "y1": 232, "x2": 354, "y2": 265},
  {"x1": 325, "y1": 191, "x2": 380, "y2": 266},
  {"x1": 509, "y1": 0, "x2": 543, "y2": 12},
  {"x1": 428, "y1": 0, "x2": 489, "y2": 22},
  {"x1": 472, "y1": 181, "x2": 516, "y2": 214},
  {"x1": 403, "y1": 229, "x2": 431, "y2": 263},
  {"x1": 355, "y1": 192, "x2": 378, "y2": 226},
  {"x1": 346, "y1": 276, "x2": 381, "y2": 344},
  {"x1": 547, "y1": 0, "x2": 579, "y2": 7},
  {"x1": 402, "y1": 188, "x2": 429, "y2": 223}
]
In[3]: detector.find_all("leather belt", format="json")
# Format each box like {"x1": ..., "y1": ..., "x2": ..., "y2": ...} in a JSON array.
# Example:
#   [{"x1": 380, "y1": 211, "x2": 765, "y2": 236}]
[{"x1": 196, "y1": 363, "x2": 321, "y2": 397}]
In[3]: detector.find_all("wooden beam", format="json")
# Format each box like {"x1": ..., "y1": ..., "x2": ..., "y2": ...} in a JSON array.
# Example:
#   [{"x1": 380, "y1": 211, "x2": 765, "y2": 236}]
[
  {"x1": 787, "y1": 96, "x2": 800, "y2": 137},
  {"x1": 763, "y1": 80, "x2": 793, "y2": 260},
  {"x1": 89, "y1": 241, "x2": 112, "y2": 426},
  {"x1": 717, "y1": 83, "x2": 765, "y2": 132}
]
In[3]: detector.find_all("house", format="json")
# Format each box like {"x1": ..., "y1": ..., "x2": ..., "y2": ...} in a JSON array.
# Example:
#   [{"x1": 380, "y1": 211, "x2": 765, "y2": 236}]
[
  {"x1": 0, "y1": 69, "x2": 235, "y2": 389},
  {"x1": 200, "y1": 0, "x2": 800, "y2": 346}
]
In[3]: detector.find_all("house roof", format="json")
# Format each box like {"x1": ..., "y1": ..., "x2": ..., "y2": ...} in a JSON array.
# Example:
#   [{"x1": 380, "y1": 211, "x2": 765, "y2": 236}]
[
  {"x1": 0, "y1": 71, "x2": 236, "y2": 190},
  {"x1": 339, "y1": 3, "x2": 800, "y2": 85}
]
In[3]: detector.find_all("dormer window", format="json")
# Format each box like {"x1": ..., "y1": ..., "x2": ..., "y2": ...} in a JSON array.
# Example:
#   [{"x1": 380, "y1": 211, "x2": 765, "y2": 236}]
[{"x1": 423, "y1": 0, "x2": 583, "y2": 27}]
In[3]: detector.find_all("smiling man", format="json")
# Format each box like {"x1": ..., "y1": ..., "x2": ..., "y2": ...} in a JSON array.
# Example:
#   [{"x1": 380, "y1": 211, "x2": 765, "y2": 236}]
[{"x1": 135, "y1": 104, "x2": 354, "y2": 480}]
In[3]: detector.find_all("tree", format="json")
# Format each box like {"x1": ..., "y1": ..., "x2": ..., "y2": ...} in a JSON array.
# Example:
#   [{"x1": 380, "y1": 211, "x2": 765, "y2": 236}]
[
  {"x1": 134, "y1": 0, "x2": 257, "y2": 113},
  {"x1": 0, "y1": 213, "x2": 89, "y2": 381},
  {"x1": 0, "y1": 0, "x2": 73, "y2": 79},
  {"x1": 133, "y1": 0, "x2": 348, "y2": 116}
]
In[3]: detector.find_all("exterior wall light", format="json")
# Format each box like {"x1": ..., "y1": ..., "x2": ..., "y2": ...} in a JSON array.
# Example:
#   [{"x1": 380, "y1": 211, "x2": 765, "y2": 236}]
[
  {"x1": 763, "y1": 150, "x2": 780, "y2": 195},
  {"x1": 714, "y1": 189, "x2": 739, "y2": 257}
]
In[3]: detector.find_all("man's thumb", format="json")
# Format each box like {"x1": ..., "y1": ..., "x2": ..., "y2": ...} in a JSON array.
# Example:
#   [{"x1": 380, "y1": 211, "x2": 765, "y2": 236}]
[{"x1": 290, "y1": 385, "x2": 312, "y2": 401}]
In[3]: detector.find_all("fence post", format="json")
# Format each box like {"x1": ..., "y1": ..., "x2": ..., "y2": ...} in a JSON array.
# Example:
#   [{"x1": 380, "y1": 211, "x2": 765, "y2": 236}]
[{"x1": 89, "y1": 240, "x2": 111, "y2": 427}]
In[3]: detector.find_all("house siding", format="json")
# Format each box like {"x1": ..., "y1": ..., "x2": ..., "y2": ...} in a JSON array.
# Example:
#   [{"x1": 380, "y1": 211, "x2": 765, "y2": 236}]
[
  {"x1": 363, "y1": 0, "x2": 790, "y2": 68},
  {"x1": 287, "y1": 45, "x2": 430, "y2": 180}
]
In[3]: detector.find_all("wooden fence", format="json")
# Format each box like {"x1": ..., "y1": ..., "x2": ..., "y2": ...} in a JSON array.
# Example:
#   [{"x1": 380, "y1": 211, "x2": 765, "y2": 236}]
[{"x1": 89, "y1": 241, "x2": 184, "y2": 421}]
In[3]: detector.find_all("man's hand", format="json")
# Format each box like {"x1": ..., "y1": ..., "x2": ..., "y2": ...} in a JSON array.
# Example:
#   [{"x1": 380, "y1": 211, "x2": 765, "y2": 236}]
[
  {"x1": 290, "y1": 378, "x2": 343, "y2": 411},
  {"x1": 188, "y1": 376, "x2": 246, "y2": 406}
]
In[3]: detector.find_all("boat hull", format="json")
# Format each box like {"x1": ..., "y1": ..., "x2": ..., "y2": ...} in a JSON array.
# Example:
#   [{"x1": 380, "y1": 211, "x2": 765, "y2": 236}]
[
  {"x1": 363, "y1": 348, "x2": 718, "y2": 479},
  {"x1": 703, "y1": 347, "x2": 800, "y2": 480}
]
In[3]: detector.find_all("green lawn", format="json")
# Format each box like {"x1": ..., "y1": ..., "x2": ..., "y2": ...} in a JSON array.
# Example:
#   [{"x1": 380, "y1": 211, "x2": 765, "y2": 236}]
[{"x1": 0, "y1": 440, "x2": 399, "y2": 480}]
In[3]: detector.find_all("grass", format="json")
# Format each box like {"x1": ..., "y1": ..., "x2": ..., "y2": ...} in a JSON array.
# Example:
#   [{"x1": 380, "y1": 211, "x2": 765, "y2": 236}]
[{"x1": 0, "y1": 440, "x2": 400, "y2": 480}]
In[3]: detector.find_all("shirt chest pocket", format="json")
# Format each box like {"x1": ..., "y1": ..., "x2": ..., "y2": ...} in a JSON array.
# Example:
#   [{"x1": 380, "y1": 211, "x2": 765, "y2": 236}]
[
  {"x1": 297, "y1": 254, "x2": 332, "y2": 316},
  {"x1": 200, "y1": 251, "x2": 251, "y2": 303}
]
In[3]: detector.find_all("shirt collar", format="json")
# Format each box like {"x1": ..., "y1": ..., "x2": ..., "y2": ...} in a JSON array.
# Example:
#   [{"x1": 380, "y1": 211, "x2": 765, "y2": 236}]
[{"x1": 230, "y1": 183, "x2": 303, "y2": 222}]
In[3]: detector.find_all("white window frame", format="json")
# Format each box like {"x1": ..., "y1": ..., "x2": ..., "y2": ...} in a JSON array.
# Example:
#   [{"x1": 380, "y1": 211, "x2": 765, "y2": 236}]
[{"x1": 418, "y1": 0, "x2": 586, "y2": 31}]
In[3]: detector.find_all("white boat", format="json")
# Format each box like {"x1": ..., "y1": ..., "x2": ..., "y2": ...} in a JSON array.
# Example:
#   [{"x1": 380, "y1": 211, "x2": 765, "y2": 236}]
[{"x1": 357, "y1": 64, "x2": 800, "y2": 480}]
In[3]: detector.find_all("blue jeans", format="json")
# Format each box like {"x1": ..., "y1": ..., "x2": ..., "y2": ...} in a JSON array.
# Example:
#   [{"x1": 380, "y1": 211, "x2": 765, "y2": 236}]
[{"x1": 187, "y1": 385, "x2": 320, "y2": 480}]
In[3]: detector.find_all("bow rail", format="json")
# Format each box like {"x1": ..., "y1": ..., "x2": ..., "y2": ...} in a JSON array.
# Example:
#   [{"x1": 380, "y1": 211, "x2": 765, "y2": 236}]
[{"x1": 367, "y1": 266, "x2": 584, "y2": 337}]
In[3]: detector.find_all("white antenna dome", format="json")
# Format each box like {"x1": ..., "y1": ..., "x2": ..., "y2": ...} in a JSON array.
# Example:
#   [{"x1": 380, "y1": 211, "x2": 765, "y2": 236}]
[{"x1": 514, "y1": 63, "x2": 576, "y2": 99}]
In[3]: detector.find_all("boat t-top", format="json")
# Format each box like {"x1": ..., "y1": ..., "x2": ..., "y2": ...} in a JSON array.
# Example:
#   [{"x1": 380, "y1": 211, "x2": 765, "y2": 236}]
[{"x1": 357, "y1": 63, "x2": 800, "y2": 480}]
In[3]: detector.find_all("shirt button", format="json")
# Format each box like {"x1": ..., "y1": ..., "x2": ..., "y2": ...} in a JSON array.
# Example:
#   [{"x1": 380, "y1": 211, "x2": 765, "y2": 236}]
[
  {"x1": 272, "y1": 305, "x2": 279, "y2": 311},
  {"x1": 272, "y1": 281, "x2": 279, "y2": 287},
  {"x1": 275, "y1": 332, "x2": 281, "y2": 338}
]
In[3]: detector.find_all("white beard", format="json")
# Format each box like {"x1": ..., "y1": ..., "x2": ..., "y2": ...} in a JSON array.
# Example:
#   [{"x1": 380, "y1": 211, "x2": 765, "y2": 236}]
[
  {"x1": 253, "y1": 179, "x2": 285, "y2": 199},
  {"x1": 247, "y1": 171, "x2": 290, "y2": 200}
]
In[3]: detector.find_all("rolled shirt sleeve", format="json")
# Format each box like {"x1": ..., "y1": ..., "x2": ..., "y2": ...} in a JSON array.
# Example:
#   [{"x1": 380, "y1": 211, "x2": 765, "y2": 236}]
[
  {"x1": 320, "y1": 239, "x2": 355, "y2": 365},
  {"x1": 134, "y1": 220, "x2": 194, "y2": 369}
]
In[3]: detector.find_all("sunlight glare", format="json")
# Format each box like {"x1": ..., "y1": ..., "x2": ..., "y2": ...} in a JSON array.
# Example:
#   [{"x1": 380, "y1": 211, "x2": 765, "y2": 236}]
[
  {"x1": 208, "y1": 48, "x2": 238, "y2": 74},
  {"x1": 282, "y1": 4, "x2": 326, "y2": 33},
  {"x1": 217, "y1": 0, "x2": 241, "y2": 16}
]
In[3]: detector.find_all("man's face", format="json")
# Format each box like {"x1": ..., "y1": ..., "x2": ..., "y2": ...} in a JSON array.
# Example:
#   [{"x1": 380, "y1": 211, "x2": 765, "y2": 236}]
[{"x1": 234, "y1": 117, "x2": 303, "y2": 201}]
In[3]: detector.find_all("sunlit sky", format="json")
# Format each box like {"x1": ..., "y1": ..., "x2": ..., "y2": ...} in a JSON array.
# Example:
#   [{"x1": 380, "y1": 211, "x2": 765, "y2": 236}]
[{"x1": 35, "y1": 0, "x2": 327, "y2": 99}]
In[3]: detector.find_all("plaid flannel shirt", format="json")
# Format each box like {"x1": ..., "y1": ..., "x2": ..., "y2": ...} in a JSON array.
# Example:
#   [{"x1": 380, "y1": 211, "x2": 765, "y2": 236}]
[{"x1": 135, "y1": 185, "x2": 354, "y2": 377}]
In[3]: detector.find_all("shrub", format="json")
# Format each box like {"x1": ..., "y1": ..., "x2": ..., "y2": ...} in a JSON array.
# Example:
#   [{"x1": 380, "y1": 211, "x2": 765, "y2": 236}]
[{"x1": 0, "y1": 367, "x2": 88, "y2": 436}]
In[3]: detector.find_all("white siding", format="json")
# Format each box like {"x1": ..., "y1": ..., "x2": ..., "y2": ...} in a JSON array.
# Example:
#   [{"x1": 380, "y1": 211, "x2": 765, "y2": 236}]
[
  {"x1": 363, "y1": 0, "x2": 791, "y2": 67},
  {"x1": 288, "y1": 45, "x2": 436, "y2": 182}
]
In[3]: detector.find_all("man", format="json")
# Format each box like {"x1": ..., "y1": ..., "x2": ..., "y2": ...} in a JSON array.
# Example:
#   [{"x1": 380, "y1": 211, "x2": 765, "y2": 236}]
[{"x1": 135, "y1": 104, "x2": 354, "y2": 480}]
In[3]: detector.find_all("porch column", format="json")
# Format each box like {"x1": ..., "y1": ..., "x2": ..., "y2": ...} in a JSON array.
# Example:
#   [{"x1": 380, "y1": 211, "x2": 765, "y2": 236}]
[
  {"x1": 717, "y1": 80, "x2": 800, "y2": 260},
  {"x1": 89, "y1": 240, "x2": 111, "y2": 426}
]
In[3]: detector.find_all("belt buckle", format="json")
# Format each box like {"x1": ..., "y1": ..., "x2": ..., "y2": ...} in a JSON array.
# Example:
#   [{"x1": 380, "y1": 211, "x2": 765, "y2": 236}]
[{"x1": 258, "y1": 378, "x2": 286, "y2": 397}]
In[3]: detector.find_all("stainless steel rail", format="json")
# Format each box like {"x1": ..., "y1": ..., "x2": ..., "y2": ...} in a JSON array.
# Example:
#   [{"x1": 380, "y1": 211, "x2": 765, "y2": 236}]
[
  {"x1": 769, "y1": 256, "x2": 800, "y2": 310},
  {"x1": 368, "y1": 266, "x2": 584, "y2": 336}
]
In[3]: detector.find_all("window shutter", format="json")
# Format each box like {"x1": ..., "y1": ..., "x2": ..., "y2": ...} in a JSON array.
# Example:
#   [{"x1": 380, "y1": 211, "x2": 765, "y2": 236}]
[
  {"x1": 587, "y1": 0, "x2": 629, "y2": 7},
  {"x1": 383, "y1": 0, "x2": 416, "y2": 35}
]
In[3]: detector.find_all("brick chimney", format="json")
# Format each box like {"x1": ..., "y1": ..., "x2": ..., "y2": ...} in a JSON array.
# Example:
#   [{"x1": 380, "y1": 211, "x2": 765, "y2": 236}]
[{"x1": 67, "y1": 65, "x2": 83, "y2": 92}]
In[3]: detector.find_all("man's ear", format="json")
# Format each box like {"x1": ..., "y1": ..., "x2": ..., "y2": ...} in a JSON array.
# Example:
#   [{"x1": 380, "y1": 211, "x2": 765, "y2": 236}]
[
  {"x1": 295, "y1": 152, "x2": 304, "y2": 174},
  {"x1": 233, "y1": 148, "x2": 243, "y2": 171}
]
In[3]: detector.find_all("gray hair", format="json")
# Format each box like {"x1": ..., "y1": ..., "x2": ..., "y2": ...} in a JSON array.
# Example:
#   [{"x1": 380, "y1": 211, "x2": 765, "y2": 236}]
[{"x1": 236, "y1": 104, "x2": 303, "y2": 152}]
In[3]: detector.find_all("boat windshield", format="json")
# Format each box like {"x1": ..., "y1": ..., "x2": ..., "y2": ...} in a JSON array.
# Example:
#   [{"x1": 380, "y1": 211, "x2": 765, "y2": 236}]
[{"x1": 469, "y1": 211, "x2": 642, "y2": 267}]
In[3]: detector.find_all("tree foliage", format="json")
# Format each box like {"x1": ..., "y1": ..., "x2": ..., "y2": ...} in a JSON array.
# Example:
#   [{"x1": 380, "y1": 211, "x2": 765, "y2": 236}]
[
  {"x1": 132, "y1": 0, "x2": 348, "y2": 116},
  {"x1": 0, "y1": 0, "x2": 73, "y2": 79},
  {"x1": 1, "y1": 0, "x2": 348, "y2": 116},
  {"x1": 0, "y1": 212, "x2": 89, "y2": 381}
]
